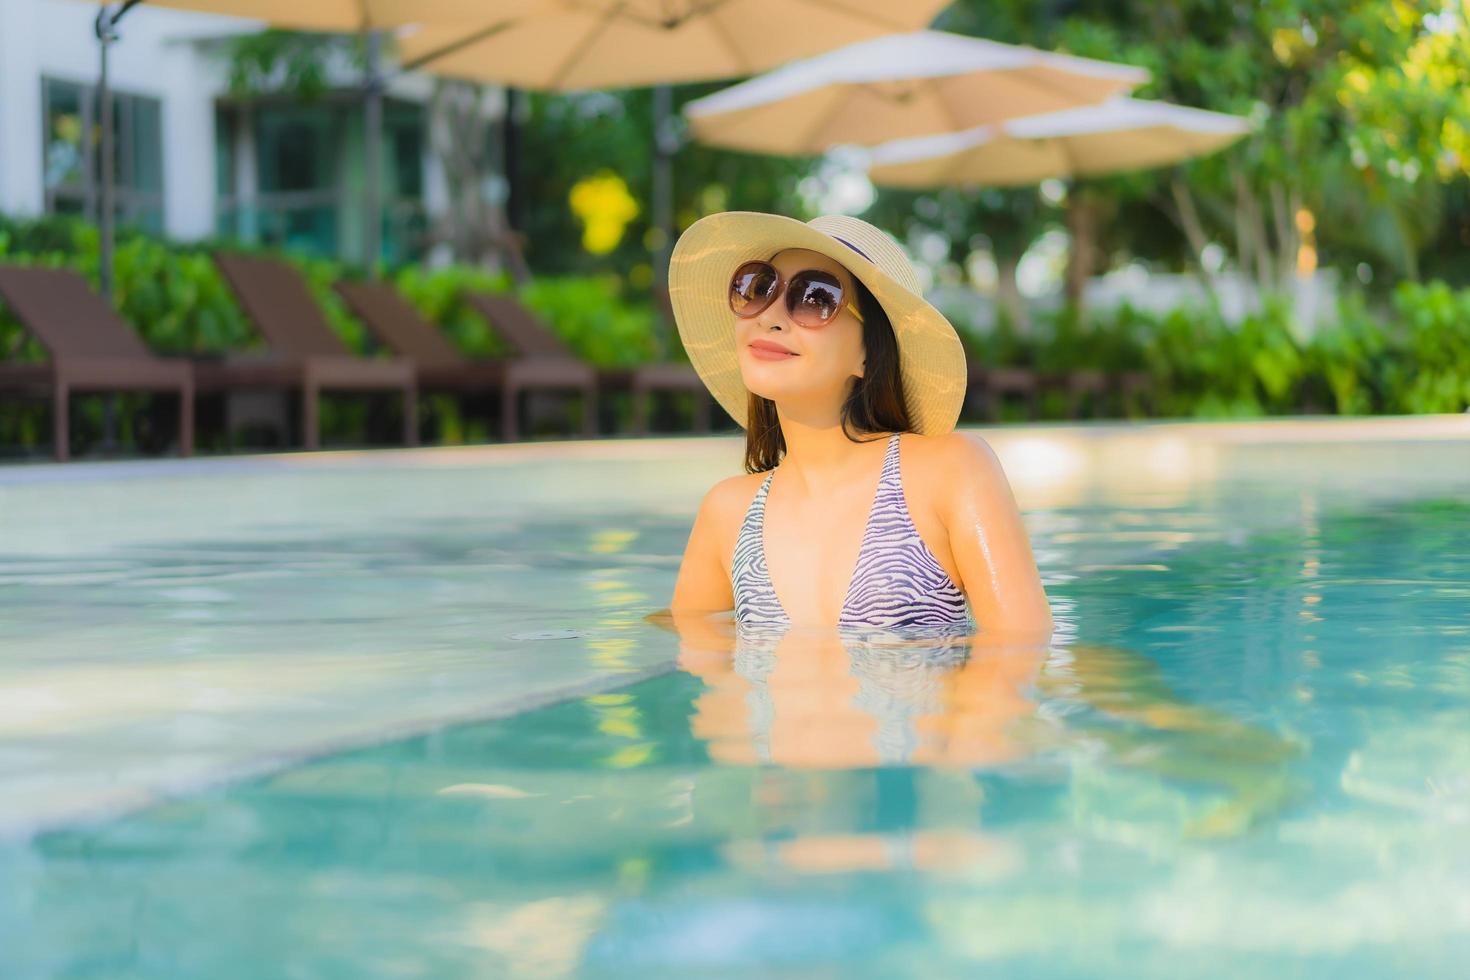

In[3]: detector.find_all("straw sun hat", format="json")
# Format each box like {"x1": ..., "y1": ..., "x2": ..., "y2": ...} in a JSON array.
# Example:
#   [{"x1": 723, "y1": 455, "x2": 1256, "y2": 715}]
[{"x1": 667, "y1": 211, "x2": 968, "y2": 436}]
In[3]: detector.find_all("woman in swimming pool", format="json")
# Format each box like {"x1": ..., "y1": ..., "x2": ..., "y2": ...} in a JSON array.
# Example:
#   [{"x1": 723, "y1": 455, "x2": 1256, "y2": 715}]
[{"x1": 665, "y1": 211, "x2": 1053, "y2": 637}]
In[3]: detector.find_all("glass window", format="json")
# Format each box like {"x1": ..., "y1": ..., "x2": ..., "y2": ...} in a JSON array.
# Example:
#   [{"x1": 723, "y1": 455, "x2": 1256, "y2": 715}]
[
  {"x1": 214, "y1": 107, "x2": 234, "y2": 199},
  {"x1": 249, "y1": 105, "x2": 342, "y2": 258},
  {"x1": 41, "y1": 77, "x2": 164, "y2": 234},
  {"x1": 382, "y1": 101, "x2": 426, "y2": 265},
  {"x1": 386, "y1": 103, "x2": 423, "y2": 199},
  {"x1": 127, "y1": 96, "x2": 163, "y2": 196},
  {"x1": 256, "y1": 107, "x2": 336, "y2": 194},
  {"x1": 211, "y1": 97, "x2": 428, "y2": 264},
  {"x1": 42, "y1": 80, "x2": 86, "y2": 198}
]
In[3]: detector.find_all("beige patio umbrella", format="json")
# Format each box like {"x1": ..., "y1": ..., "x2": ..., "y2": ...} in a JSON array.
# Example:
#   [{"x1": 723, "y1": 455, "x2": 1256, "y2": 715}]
[
  {"x1": 394, "y1": 1, "x2": 955, "y2": 90},
  {"x1": 682, "y1": 30, "x2": 1150, "y2": 156},
  {"x1": 867, "y1": 96, "x2": 1252, "y2": 307},
  {"x1": 864, "y1": 96, "x2": 1252, "y2": 188},
  {"x1": 394, "y1": 0, "x2": 954, "y2": 332}
]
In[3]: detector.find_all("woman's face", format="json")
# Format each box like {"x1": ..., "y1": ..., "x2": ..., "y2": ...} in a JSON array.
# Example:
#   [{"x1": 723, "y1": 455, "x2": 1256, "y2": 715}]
[{"x1": 734, "y1": 247, "x2": 867, "y2": 414}]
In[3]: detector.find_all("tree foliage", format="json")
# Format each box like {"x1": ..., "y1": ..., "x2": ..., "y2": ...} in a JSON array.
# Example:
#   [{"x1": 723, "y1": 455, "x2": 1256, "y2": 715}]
[
  {"x1": 214, "y1": 4, "x2": 1470, "y2": 300},
  {"x1": 924, "y1": 0, "x2": 1470, "y2": 297}
]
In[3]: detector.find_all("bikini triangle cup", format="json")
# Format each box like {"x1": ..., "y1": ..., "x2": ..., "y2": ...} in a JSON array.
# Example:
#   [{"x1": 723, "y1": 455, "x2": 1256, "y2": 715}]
[{"x1": 732, "y1": 432, "x2": 973, "y2": 633}]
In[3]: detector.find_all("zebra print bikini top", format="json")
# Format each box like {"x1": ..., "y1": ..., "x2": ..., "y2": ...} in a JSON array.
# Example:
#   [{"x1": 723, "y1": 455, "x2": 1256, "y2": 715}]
[{"x1": 732, "y1": 431, "x2": 974, "y2": 633}]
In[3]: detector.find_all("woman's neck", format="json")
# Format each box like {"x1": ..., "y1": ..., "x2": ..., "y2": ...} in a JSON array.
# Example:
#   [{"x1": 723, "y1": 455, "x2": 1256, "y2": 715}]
[{"x1": 772, "y1": 416, "x2": 891, "y2": 498}]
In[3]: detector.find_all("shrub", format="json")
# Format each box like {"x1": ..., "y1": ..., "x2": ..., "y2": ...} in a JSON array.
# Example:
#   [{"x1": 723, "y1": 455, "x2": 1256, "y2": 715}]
[{"x1": 4, "y1": 211, "x2": 1469, "y2": 437}]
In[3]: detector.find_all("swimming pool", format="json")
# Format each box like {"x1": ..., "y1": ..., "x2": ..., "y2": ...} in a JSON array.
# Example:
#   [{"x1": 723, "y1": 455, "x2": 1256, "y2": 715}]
[{"x1": 2, "y1": 416, "x2": 1467, "y2": 978}]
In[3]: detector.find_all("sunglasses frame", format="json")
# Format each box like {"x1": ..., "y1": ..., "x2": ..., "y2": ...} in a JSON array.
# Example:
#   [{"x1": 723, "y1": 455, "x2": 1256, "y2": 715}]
[{"x1": 728, "y1": 259, "x2": 865, "y2": 327}]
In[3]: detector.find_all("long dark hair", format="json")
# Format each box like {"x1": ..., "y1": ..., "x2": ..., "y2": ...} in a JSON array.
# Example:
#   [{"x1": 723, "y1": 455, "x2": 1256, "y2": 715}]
[{"x1": 742, "y1": 275, "x2": 913, "y2": 473}]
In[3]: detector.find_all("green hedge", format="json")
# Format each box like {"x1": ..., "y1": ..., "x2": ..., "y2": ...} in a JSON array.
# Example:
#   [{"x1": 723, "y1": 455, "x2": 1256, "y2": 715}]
[
  {"x1": 0, "y1": 214, "x2": 665, "y2": 369},
  {"x1": 942, "y1": 284, "x2": 1470, "y2": 418},
  {"x1": 3, "y1": 213, "x2": 1468, "y2": 430},
  {"x1": 0, "y1": 214, "x2": 681, "y2": 450}
]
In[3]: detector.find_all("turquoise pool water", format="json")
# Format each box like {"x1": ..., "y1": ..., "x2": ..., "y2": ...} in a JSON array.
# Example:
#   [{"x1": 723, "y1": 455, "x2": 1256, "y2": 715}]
[{"x1": 1, "y1": 420, "x2": 1468, "y2": 978}]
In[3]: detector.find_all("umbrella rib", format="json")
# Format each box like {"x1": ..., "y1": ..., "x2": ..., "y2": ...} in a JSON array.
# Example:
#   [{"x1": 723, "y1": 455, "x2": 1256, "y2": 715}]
[
  {"x1": 566, "y1": 0, "x2": 735, "y2": 30},
  {"x1": 400, "y1": 19, "x2": 520, "y2": 72},
  {"x1": 99, "y1": 0, "x2": 144, "y2": 30},
  {"x1": 670, "y1": 0, "x2": 740, "y2": 29},
  {"x1": 546, "y1": 2, "x2": 626, "y2": 90}
]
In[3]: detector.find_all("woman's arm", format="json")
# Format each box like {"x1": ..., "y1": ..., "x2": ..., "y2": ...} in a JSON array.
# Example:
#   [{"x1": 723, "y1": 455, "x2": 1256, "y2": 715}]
[
  {"x1": 938, "y1": 432, "x2": 1055, "y2": 639},
  {"x1": 668, "y1": 476, "x2": 744, "y2": 615}
]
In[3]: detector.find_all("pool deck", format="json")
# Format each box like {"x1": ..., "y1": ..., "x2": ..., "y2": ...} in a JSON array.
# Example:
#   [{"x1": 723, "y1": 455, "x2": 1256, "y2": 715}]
[
  {"x1": 1, "y1": 414, "x2": 1467, "y2": 842},
  {"x1": 2, "y1": 412, "x2": 1466, "y2": 484}
]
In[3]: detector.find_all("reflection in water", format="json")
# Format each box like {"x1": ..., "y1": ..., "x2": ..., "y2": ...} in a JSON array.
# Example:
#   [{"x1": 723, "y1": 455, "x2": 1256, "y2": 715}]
[
  {"x1": 683, "y1": 624, "x2": 1042, "y2": 770},
  {"x1": 656, "y1": 608, "x2": 1307, "y2": 847}
]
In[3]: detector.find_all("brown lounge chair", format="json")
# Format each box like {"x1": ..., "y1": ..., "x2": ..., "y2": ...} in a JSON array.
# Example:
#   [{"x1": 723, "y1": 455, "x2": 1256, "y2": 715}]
[
  {"x1": 462, "y1": 286, "x2": 712, "y2": 438},
  {"x1": 334, "y1": 280, "x2": 597, "y2": 443},
  {"x1": 0, "y1": 265, "x2": 193, "y2": 461},
  {"x1": 598, "y1": 283, "x2": 712, "y2": 435},
  {"x1": 207, "y1": 253, "x2": 417, "y2": 450},
  {"x1": 1037, "y1": 368, "x2": 1154, "y2": 419},
  {"x1": 461, "y1": 291, "x2": 602, "y2": 441},
  {"x1": 1115, "y1": 370, "x2": 1154, "y2": 417},
  {"x1": 965, "y1": 348, "x2": 1042, "y2": 422},
  {"x1": 466, "y1": 283, "x2": 711, "y2": 438},
  {"x1": 599, "y1": 360, "x2": 713, "y2": 435},
  {"x1": 1053, "y1": 368, "x2": 1109, "y2": 419}
]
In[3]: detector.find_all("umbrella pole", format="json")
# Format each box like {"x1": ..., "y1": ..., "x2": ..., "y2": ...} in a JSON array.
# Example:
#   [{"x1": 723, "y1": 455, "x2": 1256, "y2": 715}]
[
  {"x1": 93, "y1": 0, "x2": 140, "y2": 455},
  {"x1": 504, "y1": 87, "x2": 521, "y2": 246},
  {"x1": 652, "y1": 84, "x2": 674, "y2": 356},
  {"x1": 363, "y1": 29, "x2": 383, "y2": 273},
  {"x1": 92, "y1": 0, "x2": 143, "y2": 300}
]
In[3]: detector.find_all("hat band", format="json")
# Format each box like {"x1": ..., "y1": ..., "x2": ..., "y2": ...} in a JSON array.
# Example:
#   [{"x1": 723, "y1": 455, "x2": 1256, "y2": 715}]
[{"x1": 829, "y1": 234, "x2": 872, "y2": 262}]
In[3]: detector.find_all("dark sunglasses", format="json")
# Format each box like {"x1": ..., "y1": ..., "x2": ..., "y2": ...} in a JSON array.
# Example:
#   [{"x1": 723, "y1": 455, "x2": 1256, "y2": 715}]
[{"x1": 728, "y1": 259, "x2": 865, "y2": 328}]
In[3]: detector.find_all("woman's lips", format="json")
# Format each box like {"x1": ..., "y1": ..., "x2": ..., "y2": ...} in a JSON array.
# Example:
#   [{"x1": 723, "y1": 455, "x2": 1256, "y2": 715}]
[{"x1": 748, "y1": 341, "x2": 799, "y2": 361}]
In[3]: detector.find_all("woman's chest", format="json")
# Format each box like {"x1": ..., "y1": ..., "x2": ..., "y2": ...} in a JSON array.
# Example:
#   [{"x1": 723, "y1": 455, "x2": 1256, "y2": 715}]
[{"x1": 758, "y1": 477, "x2": 959, "y2": 626}]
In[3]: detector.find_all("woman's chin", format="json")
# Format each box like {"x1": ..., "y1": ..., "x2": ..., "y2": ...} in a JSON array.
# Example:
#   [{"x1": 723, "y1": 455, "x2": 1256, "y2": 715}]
[{"x1": 739, "y1": 369, "x2": 798, "y2": 399}]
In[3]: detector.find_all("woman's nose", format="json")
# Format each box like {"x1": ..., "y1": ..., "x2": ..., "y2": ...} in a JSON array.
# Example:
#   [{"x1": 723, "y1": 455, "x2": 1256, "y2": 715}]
[{"x1": 756, "y1": 305, "x2": 790, "y2": 331}]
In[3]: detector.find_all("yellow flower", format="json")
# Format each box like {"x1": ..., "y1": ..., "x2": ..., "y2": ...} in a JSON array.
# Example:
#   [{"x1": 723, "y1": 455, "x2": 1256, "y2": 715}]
[{"x1": 569, "y1": 171, "x2": 641, "y2": 255}]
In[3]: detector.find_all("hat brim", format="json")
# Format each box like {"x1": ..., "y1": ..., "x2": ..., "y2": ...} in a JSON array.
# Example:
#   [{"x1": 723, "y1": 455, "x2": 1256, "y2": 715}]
[{"x1": 667, "y1": 211, "x2": 968, "y2": 436}]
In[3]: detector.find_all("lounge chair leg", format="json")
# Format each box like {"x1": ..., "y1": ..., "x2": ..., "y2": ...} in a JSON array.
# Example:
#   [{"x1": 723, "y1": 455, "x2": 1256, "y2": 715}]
[
  {"x1": 631, "y1": 385, "x2": 649, "y2": 436},
  {"x1": 501, "y1": 384, "x2": 519, "y2": 442},
  {"x1": 694, "y1": 391, "x2": 711, "y2": 432},
  {"x1": 404, "y1": 385, "x2": 419, "y2": 447},
  {"x1": 582, "y1": 384, "x2": 597, "y2": 438},
  {"x1": 179, "y1": 383, "x2": 195, "y2": 458},
  {"x1": 302, "y1": 381, "x2": 320, "y2": 451},
  {"x1": 53, "y1": 382, "x2": 70, "y2": 462}
]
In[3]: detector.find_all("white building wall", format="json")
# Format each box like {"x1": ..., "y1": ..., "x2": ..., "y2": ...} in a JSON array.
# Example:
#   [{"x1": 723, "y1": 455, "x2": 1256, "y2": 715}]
[
  {"x1": 1, "y1": 0, "x2": 491, "y2": 254},
  {"x1": 0, "y1": 0, "x2": 47, "y2": 221},
  {"x1": 2, "y1": 0, "x2": 258, "y2": 239}
]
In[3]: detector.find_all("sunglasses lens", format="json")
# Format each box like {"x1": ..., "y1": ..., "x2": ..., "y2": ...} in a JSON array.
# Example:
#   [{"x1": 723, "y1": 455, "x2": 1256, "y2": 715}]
[
  {"x1": 788, "y1": 270, "x2": 844, "y2": 327},
  {"x1": 730, "y1": 261, "x2": 777, "y2": 317}
]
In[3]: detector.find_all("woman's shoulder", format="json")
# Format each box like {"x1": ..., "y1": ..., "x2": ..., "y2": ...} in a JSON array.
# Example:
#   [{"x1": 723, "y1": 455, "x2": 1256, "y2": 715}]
[
  {"x1": 686, "y1": 471, "x2": 772, "y2": 577},
  {"x1": 695, "y1": 470, "x2": 772, "y2": 532},
  {"x1": 900, "y1": 430, "x2": 1004, "y2": 512},
  {"x1": 902, "y1": 429, "x2": 997, "y2": 470}
]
